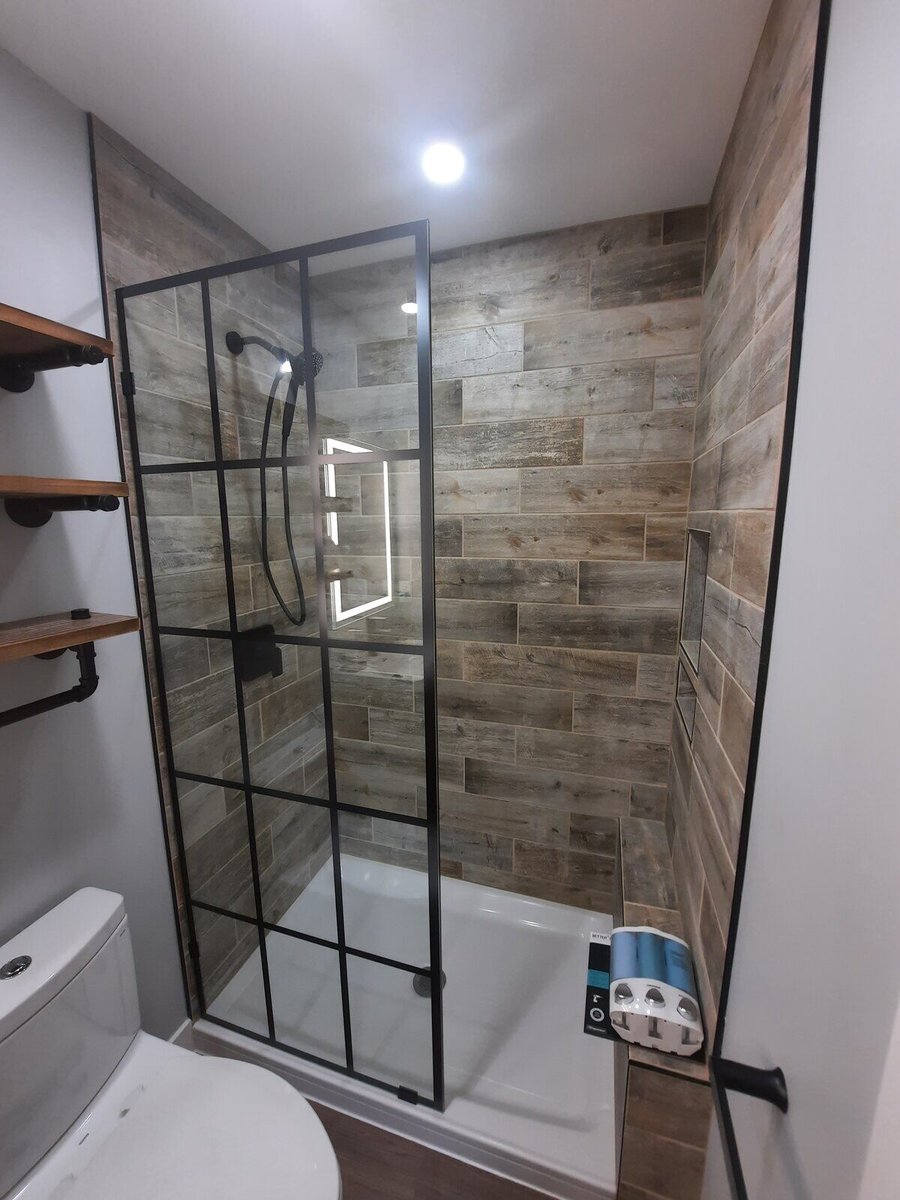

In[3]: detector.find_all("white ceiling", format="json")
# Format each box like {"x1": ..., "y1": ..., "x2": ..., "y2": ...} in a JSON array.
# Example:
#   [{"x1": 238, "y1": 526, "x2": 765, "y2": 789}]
[{"x1": 0, "y1": 0, "x2": 770, "y2": 253}]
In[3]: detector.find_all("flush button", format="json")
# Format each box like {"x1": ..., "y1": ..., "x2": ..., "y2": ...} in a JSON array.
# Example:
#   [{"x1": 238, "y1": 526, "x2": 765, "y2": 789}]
[
  {"x1": 645, "y1": 986, "x2": 665, "y2": 1006},
  {"x1": 0, "y1": 955, "x2": 32, "y2": 979}
]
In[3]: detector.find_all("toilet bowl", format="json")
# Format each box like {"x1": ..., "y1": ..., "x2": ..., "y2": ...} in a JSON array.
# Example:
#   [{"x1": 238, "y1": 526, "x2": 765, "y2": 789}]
[{"x1": 0, "y1": 889, "x2": 341, "y2": 1200}]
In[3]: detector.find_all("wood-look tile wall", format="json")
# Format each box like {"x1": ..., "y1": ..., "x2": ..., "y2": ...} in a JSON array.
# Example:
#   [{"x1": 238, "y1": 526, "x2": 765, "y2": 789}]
[
  {"x1": 91, "y1": 119, "x2": 333, "y2": 1004},
  {"x1": 666, "y1": 0, "x2": 819, "y2": 1034},
  {"x1": 424, "y1": 213, "x2": 705, "y2": 908}
]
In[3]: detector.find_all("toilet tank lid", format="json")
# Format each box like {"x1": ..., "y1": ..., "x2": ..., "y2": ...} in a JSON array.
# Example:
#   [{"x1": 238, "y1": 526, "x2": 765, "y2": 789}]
[{"x1": 0, "y1": 888, "x2": 125, "y2": 1042}]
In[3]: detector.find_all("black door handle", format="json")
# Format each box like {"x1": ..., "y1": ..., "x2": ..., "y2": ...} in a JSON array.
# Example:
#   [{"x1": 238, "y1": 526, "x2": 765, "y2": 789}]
[{"x1": 714, "y1": 1058, "x2": 789, "y2": 1113}]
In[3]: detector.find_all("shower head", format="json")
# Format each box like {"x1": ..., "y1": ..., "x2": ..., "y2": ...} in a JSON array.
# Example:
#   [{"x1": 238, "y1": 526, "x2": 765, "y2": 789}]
[{"x1": 225, "y1": 329, "x2": 324, "y2": 383}]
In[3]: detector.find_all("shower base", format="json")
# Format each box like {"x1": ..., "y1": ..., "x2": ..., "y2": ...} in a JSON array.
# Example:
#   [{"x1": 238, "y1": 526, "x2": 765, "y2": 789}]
[{"x1": 193, "y1": 857, "x2": 616, "y2": 1200}]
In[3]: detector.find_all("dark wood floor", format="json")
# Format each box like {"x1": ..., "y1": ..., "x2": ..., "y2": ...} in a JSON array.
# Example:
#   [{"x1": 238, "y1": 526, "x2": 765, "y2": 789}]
[{"x1": 311, "y1": 1102, "x2": 553, "y2": 1200}]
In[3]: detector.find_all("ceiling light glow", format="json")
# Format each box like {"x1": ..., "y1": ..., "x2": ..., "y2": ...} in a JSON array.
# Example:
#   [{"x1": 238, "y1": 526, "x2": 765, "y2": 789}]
[
  {"x1": 421, "y1": 141, "x2": 465, "y2": 185},
  {"x1": 400, "y1": 301, "x2": 418, "y2": 315},
  {"x1": 279, "y1": 359, "x2": 292, "y2": 374}
]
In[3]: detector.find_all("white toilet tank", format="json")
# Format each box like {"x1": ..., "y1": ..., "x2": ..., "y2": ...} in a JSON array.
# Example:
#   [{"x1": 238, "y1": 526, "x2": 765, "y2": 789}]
[{"x1": 0, "y1": 889, "x2": 140, "y2": 1197}]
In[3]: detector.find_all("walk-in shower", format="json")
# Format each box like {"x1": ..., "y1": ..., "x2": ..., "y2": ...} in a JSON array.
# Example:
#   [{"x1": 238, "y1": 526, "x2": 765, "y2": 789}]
[{"x1": 117, "y1": 218, "x2": 617, "y2": 1199}]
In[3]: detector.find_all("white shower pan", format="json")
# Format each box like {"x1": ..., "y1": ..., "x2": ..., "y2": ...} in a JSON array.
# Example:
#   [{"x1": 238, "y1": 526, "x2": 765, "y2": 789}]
[{"x1": 193, "y1": 856, "x2": 617, "y2": 1200}]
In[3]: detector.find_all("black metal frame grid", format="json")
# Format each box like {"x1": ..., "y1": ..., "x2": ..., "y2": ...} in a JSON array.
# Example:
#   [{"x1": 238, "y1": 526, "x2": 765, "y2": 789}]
[
  {"x1": 707, "y1": 2, "x2": 832, "y2": 1196},
  {"x1": 116, "y1": 219, "x2": 444, "y2": 1109}
]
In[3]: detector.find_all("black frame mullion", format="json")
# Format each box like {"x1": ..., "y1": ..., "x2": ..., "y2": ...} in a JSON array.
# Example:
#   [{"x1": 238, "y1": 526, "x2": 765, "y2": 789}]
[
  {"x1": 199, "y1": 278, "x2": 277, "y2": 1043},
  {"x1": 414, "y1": 223, "x2": 445, "y2": 1111},
  {"x1": 298, "y1": 251, "x2": 355, "y2": 1075},
  {"x1": 118, "y1": 217, "x2": 444, "y2": 1109}
]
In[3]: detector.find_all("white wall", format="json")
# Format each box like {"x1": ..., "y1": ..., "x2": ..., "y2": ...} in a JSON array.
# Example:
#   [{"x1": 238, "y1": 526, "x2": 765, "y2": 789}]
[
  {"x1": 703, "y1": 0, "x2": 900, "y2": 1195},
  {"x1": 0, "y1": 48, "x2": 185, "y2": 1037}
]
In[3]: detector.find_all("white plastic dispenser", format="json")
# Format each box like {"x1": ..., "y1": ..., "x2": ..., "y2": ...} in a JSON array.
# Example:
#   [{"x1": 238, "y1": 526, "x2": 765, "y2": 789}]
[{"x1": 609, "y1": 926, "x2": 704, "y2": 1056}]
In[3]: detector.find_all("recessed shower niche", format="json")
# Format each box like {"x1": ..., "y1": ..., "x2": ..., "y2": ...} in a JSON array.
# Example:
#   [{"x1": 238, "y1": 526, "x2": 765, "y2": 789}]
[{"x1": 679, "y1": 528, "x2": 711, "y2": 671}]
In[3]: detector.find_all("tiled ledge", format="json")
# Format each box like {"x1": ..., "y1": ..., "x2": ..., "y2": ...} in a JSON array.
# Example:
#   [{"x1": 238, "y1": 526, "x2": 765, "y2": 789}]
[{"x1": 616, "y1": 816, "x2": 710, "y2": 1085}]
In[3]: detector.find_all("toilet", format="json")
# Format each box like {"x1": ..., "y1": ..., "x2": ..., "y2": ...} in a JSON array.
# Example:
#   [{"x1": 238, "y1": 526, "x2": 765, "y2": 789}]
[{"x1": 0, "y1": 889, "x2": 341, "y2": 1199}]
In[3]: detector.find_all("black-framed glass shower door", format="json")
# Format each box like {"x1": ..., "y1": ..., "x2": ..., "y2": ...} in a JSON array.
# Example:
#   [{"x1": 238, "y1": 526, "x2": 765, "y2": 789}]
[{"x1": 116, "y1": 220, "x2": 443, "y2": 1108}]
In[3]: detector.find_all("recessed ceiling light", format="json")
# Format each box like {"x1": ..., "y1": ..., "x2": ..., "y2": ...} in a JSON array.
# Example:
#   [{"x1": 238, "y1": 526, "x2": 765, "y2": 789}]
[
  {"x1": 400, "y1": 301, "x2": 418, "y2": 315},
  {"x1": 421, "y1": 142, "x2": 465, "y2": 185}
]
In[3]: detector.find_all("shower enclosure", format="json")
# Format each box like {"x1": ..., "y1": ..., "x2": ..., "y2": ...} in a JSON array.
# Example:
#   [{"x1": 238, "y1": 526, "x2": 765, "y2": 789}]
[{"x1": 116, "y1": 221, "x2": 444, "y2": 1108}]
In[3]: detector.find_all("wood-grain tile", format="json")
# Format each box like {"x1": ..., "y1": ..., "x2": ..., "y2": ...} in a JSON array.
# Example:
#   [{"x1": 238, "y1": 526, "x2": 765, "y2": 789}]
[
  {"x1": 524, "y1": 297, "x2": 701, "y2": 370},
  {"x1": 583, "y1": 409, "x2": 694, "y2": 464},
  {"x1": 437, "y1": 678, "x2": 573, "y2": 732},
  {"x1": 517, "y1": 728, "x2": 669, "y2": 786},
  {"x1": 519, "y1": 462, "x2": 691, "y2": 514},
  {"x1": 590, "y1": 241, "x2": 704, "y2": 308},
  {"x1": 462, "y1": 361, "x2": 654, "y2": 423},
  {"x1": 463, "y1": 513, "x2": 645, "y2": 560},
  {"x1": 436, "y1": 557, "x2": 576, "y2": 604},
  {"x1": 464, "y1": 642, "x2": 637, "y2": 696},
  {"x1": 434, "y1": 417, "x2": 582, "y2": 470},
  {"x1": 579, "y1": 561, "x2": 683, "y2": 609},
  {"x1": 519, "y1": 603, "x2": 678, "y2": 655},
  {"x1": 465, "y1": 757, "x2": 631, "y2": 817},
  {"x1": 433, "y1": 469, "x2": 519, "y2": 514}
]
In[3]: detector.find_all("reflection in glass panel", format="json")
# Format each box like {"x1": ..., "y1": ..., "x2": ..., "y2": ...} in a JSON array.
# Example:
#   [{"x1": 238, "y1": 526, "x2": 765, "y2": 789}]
[
  {"x1": 347, "y1": 956, "x2": 433, "y2": 1100},
  {"x1": 195, "y1": 907, "x2": 268, "y2": 1038},
  {"x1": 125, "y1": 284, "x2": 217, "y2": 465},
  {"x1": 339, "y1": 812, "x2": 430, "y2": 966},
  {"x1": 254, "y1": 793, "x2": 336, "y2": 942},
  {"x1": 267, "y1": 934, "x2": 346, "y2": 1067},
  {"x1": 310, "y1": 237, "x2": 419, "y2": 448},
  {"x1": 323, "y1": 455, "x2": 422, "y2": 645},
  {"x1": 181, "y1": 781, "x2": 256, "y2": 919},
  {"x1": 160, "y1": 634, "x2": 242, "y2": 782},
  {"x1": 328, "y1": 648, "x2": 425, "y2": 814}
]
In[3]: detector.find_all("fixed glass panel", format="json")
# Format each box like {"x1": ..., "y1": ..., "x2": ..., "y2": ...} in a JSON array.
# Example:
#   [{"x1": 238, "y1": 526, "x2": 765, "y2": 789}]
[
  {"x1": 329, "y1": 648, "x2": 425, "y2": 815},
  {"x1": 209, "y1": 262, "x2": 310, "y2": 456},
  {"x1": 254, "y1": 793, "x2": 337, "y2": 941},
  {"x1": 309, "y1": 236, "x2": 419, "y2": 448},
  {"x1": 266, "y1": 933, "x2": 346, "y2": 1066},
  {"x1": 121, "y1": 221, "x2": 440, "y2": 1106},
  {"x1": 124, "y1": 284, "x2": 218, "y2": 465},
  {"x1": 243, "y1": 641, "x2": 327, "y2": 799},
  {"x1": 223, "y1": 465, "x2": 318, "y2": 636},
  {"x1": 160, "y1": 634, "x2": 243, "y2": 782},
  {"x1": 182, "y1": 782, "x2": 256, "y2": 919},
  {"x1": 339, "y1": 812, "x2": 430, "y2": 966},
  {"x1": 141, "y1": 467, "x2": 231, "y2": 631},
  {"x1": 194, "y1": 907, "x2": 268, "y2": 1038},
  {"x1": 347, "y1": 956, "x2": 433, "y2": 1100}
]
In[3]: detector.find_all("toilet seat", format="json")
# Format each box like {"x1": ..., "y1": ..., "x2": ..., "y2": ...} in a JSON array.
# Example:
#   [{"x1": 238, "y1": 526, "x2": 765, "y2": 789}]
[{"x1": 10, "y1": 1035, "x2": 341, "y2": 1200}]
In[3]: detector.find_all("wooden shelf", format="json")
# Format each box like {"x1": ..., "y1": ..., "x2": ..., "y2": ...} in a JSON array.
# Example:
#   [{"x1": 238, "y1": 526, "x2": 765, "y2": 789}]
[
  {"x1": 0, "y1": 612, "x2": 140, "y2": 663},
  {"x1": 0, "y1": 475, "x2": 128, "y2": 500},
  {"x1": 0, "y1": 304, "x2": 113, "y2": 361}
]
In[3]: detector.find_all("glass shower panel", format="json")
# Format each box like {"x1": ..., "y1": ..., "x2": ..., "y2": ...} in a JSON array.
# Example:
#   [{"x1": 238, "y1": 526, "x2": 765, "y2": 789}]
[
  {"x1": 193, "y1": 907, "x2": 268, "y2": 1038},
  {"x1": 159, "y1": 633, "x2": 243, "y2": 783},
  {"x1": 253, "y1": 793, "x2": 337, "y2": 941},
  {"x1": 347, "y1": 956, "x2": 434, "y2": 1100},
  {"x1": 267, "y1": 933, "x2": 346, "y2": 1066},
  {"x1": 119, "y1": 220, "x2": 441, "y2": 1107},
  {"x1": 207, "y1": 262, "x2": 309, "y2": 457},
  {"x1": 329, "y1": 647, "x2": 425, "y2": 814},
  {"x1": 223, "y1": 465, "x2": 319, "y2": 635},
  {"x1": 338, "y1": 812, "x2": 430, "y2": 966},
  {"x1": 310, "y1": 236, "x2": 419, "y2": 450}
]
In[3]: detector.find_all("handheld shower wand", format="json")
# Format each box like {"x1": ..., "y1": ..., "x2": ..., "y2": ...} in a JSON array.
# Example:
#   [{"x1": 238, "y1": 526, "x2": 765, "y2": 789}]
[{"x1": 226, "y1": 330, "x2": 323, "y2": 628}]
